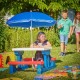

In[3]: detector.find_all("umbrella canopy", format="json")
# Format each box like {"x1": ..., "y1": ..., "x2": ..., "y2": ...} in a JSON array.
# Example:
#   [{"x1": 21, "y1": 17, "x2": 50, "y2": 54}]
[
  {"x1": 6, "y1": 12, "x2": 56, "y2": 28},
  {"x1": 6, "y1": 11, "x2": 56, "y2": 45}
]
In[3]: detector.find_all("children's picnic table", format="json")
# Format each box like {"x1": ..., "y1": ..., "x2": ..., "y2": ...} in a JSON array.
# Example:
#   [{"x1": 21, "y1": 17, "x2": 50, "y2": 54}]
[{"x1": 8, "y1": 47, "x2": 56, "y2": 74}]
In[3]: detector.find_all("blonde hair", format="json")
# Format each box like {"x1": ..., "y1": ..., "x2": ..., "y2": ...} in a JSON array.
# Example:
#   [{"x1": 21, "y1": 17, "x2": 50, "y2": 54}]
[{"x1": 62, "y1": 10, "x2": 68, "y2": 14}]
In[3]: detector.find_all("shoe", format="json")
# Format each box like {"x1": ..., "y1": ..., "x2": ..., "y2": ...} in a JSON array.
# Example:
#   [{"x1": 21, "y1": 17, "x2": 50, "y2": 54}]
[
  {"x1": 60, "y1": 52, "x2": 64, "y2": 56},
  {"x1": 63, "y1": 53, "x2": 66, "y2": 56},
  {"x1": 60, "y1": 52, "x2": 66, "y2": 56}
]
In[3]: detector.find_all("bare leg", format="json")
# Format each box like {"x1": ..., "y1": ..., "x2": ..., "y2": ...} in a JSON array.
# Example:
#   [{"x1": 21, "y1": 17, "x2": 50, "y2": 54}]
[
  {"x1": 61, "y1": 42, "x2": 65, "y2": 52},
  {"x1": 65, "y1": 45, "x2": 67, "y2": 53},
  {"x1": 76, "y1": 33, "x2": 80, "y2": 52}
]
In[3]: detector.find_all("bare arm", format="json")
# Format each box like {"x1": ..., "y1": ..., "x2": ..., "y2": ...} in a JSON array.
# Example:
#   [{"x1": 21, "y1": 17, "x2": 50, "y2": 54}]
[
  {"x1": 73, "y1": 24, "x2": 76, "y2": 32},
  {"x1": 68, "y1": 26, "x2": 73, "y2": 38},
  {"x1": 30, "y1": 42, "x2": 51, "y2": 48},
  {"x1": 58, "y1": 24, "x2": 63, "y2": 29},
  {"x1": 30, "y1": 43, "x2": 40, "y2": 48},
  {"x1": 57, "y1": 20, "x2": 63, "y2": 29},
  {"x1": 41, "y1": 42, "x2": 51, "y2": 48}
]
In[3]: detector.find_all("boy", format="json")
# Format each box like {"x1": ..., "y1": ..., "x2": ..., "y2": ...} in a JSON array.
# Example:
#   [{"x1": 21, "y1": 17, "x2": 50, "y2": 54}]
[{"x1": 57, "y1": 10, "x2": 73, "y2": 56}]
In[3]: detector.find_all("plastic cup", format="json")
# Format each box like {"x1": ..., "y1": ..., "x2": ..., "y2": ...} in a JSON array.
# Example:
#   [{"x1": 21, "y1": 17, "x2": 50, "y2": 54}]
[{"x1": 38, "y1": 43, "x2": 42, "y2": 47}]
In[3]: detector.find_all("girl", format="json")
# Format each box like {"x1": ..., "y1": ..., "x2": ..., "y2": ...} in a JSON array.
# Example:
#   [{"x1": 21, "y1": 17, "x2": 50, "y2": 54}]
[
  {"x1": 73, "y1": 11, "x2": 80, "y2": 52},
  {"x1": 30, "y1": 32, "x2": 51, "y2": 61}
]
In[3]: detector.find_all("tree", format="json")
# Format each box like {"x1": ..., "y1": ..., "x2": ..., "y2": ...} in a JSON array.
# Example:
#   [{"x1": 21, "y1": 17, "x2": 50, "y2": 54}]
[
  {"x1": 0, "y1": 19, "x2": 6, "y2": 52},
  {"x1": 0, "y1": 0, "x2": 80, "y2": 16}
]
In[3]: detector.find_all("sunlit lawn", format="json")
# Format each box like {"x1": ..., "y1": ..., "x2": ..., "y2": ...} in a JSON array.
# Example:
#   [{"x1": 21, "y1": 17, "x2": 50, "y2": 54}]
[{"x1": 0, "y1": 44, "x2": 80, "y2": 80}]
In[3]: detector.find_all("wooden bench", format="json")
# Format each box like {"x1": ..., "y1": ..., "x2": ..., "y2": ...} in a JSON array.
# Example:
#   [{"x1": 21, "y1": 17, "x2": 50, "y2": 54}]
[{"x1": 8, "y1": 61, "x2": 44, "y2": 74}]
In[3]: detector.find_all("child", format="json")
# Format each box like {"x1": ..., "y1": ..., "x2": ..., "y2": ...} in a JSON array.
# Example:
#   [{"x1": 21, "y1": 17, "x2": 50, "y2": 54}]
[
  {"x1": 30, "y1": 32, "x2": 51, "y2": 61},
  {"x1": 57, "y1": 10, "x2": 73, "y2": 56},
  {"x1": 73, "y1": 11, "x2": 80, "y2": 52}
]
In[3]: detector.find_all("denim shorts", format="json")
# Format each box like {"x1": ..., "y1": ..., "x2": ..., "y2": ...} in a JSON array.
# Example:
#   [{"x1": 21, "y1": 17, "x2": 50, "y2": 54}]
[{"x1": 60, "y1": 35, "x2": 68, "y2": 45}]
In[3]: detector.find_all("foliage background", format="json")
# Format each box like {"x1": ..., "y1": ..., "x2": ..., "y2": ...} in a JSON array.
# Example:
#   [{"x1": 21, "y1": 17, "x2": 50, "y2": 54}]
[
  {"x1": 0, "y1": 23, "x2": 76, "y2": 52},
  {"x1": 0, "y1": 0, "x2": 79, "y2": 52},
  {"x1": 0, "y1": 24, "x2": 60, "y2": 52}
]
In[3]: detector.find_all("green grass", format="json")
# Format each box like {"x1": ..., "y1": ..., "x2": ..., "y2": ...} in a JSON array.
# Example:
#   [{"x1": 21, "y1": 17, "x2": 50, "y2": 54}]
[{"x1": 0, "y1": 44, "x2": 80, "y2": 80}]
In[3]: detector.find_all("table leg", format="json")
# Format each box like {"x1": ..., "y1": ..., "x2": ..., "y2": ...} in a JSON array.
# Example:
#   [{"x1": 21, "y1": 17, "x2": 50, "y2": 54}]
[
  {"x1": 14, "y1": 51, "x2": 23, "y2": 61},
  {"x1": 41, "y1": 50, "x2": 56, "y2": 73},
  {"x1": 42, "y1": 50, "x2": 50, "y2": 68},
  {"x1": 37, "y1": 64, "x2": 43, "y2": 74},
  {"x1": 14, "y1": 51, "x2": 23, "y2": 69},
  {"x1": 9, "y1": 65, "x2": 16, "y2": 74}
]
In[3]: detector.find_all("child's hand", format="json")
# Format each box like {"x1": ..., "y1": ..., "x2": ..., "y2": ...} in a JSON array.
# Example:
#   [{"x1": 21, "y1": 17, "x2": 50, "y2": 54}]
[
  {"x1": 58, "y1": 24, "x2": 63, "y2": 29},
  {"x1": 38, "y1": 43, "x2": 43, "y2": 48},
  {"x1": 30, "y1": 44, "x2": 34, "y2": 48},
  {"x1": 38, "y1": 45, "x2": 43, "y2": 48}
]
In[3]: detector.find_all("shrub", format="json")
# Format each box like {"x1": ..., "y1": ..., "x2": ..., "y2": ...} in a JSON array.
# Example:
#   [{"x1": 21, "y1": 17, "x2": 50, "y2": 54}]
[{"x1": 1, "y1": 26, "x2": 75, "y2": 52}]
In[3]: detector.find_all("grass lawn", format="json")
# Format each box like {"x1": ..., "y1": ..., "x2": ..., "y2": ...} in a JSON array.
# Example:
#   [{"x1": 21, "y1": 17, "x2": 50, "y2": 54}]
[{"x1": 0, "y1": 44, "x2": 80, "y2": 80}]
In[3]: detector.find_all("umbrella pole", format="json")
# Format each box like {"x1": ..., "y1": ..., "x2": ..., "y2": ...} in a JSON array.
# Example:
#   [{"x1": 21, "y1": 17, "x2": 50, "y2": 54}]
[
  {"x1": 17, "y1": 29, "x2": 18, "y2": 47},
  {"x1": 30, "y1": 27, "x2": 35, "y2": 70},
  {"x1": 30, "y1": 10, "x2": 33, "y2": 45},
  {"x1": 30, "y1": 27, "x2": 33, "y2": 44},
  {"x1": 30, "y1": 16, "x2": 35, "y2": 69}
]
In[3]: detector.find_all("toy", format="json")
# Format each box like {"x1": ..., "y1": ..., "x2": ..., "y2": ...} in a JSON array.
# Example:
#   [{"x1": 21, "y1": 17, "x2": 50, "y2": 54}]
[
  {"x1": 0, "y1": 54, "x2": 3, "y2": 67},
  {"x1": 34, "y1": 72, "x2": 68, "y2": 80},
  {"x1": 64, "y1": 65, "x2": 80, "y2": 79},
  {"x1": 0, "y1": 52, "x2": 16, "y2": 68},
  {"x1": 35, "y1": 65, "x2": 80, "y2": 80}
]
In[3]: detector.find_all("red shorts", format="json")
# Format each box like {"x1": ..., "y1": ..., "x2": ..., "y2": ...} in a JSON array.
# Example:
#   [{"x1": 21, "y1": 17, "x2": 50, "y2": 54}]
[
  {"x1": 76, "y1": 32, "x2": 80, "y2": 36},
  {"x1": 77, "y1": 32, "x2": 80, "y2": 34}
]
